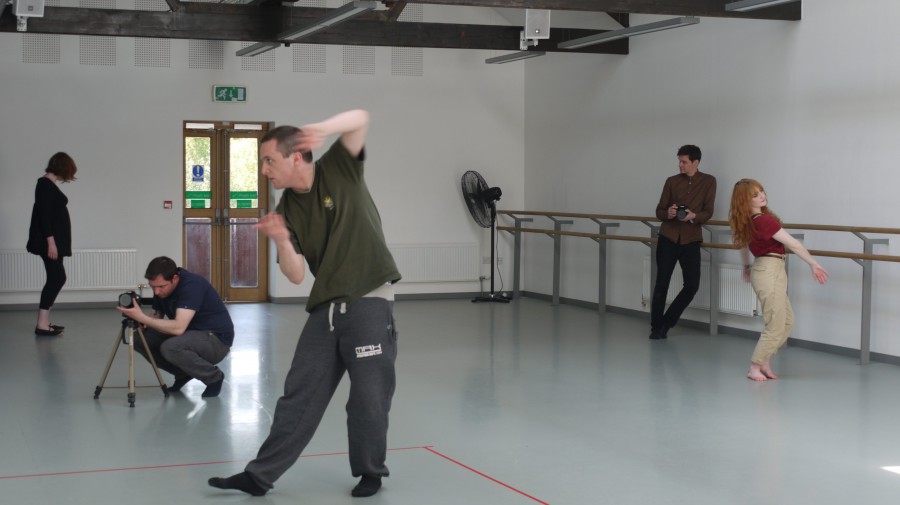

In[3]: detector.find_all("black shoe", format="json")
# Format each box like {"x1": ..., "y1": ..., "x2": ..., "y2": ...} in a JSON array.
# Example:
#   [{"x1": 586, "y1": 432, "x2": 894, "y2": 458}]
[
  {"x1": 352, "y1": 475, "x2": 382, "y2": 497},
  {"x1": 35, "y1": 326, "x2": 63, "y2": 336},
  {"x1": 201, "y1": 377, "x2": 224, "y2": 398},
  {"x1": 50, "y1": 324, "x2": 65, "y2": 331},
  {"x1": 167, "y1": 376, "x2": 192, "y2": 393},
  {"x1": 660, "y1": 325, "x2": 671, "y2": 339},
  {"x1": 649, "y1": 327, "x2": 668, "y2": 340}
]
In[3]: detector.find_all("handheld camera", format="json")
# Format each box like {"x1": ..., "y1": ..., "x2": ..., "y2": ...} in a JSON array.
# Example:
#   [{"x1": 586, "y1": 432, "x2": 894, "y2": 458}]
[{"x1": 118, "y1": 291, "x2": 141, "y2": 309}]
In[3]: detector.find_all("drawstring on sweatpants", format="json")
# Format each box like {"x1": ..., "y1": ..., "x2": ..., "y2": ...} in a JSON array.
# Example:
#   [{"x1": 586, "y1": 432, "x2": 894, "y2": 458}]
[{"x1": 328, "y1": 302, "x2": 347, "y2": 331}]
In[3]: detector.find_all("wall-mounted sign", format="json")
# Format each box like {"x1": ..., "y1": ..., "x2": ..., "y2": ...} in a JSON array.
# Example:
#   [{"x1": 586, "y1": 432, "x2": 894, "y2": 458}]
[{"x1": 213, "y1": 85, "x2": 247, "y2": 103}]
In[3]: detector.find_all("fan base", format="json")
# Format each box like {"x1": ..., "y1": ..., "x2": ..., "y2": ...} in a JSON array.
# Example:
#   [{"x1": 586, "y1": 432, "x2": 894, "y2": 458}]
[{"x1": 471, "y1": 293, "x2": 512, "y2": 304}]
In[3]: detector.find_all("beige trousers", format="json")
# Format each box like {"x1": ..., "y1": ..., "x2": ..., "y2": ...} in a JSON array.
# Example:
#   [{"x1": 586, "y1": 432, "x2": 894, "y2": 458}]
[{"x1": 749, "y1": 256, "x2": 794, "y2": 365}]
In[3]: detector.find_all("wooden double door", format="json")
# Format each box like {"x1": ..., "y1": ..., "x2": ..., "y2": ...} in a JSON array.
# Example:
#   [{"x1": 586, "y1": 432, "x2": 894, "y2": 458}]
[{"x1": 182, "y1": 121, "x2": 269, "y2": 302}]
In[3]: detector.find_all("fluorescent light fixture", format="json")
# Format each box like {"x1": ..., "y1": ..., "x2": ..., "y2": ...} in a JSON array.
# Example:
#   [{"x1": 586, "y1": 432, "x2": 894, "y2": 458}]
[
  {"x1": 884, "y1": 467, "x2": 900, "y2": 476},
  {"x1": 279, "y1": 0, "x2": 377, "y2": 41},
  {"x1": 725, "y1": 0, "x2": 800, "y2": 12},
  {"x1": 236, "y1": 41, "x2": 280, "y2": 57},
  {"x1": 485, "y1": 51, "x2": 545, "y2": 64},
  {"x1": 559, "y1": 16, "x2": 699, "y2": 50}
]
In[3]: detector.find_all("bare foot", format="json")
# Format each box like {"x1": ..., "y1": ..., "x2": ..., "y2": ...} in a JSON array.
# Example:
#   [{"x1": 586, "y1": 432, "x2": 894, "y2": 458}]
[
  {"x1": 761, "y1": 369, "x2": 778, "y2": 380},
  {"x1": 747, "y1": 364, "x2": 767, "y2": 381},
  {"x1": 747, "y1": 371, "x2": 767, "y2": 381}
]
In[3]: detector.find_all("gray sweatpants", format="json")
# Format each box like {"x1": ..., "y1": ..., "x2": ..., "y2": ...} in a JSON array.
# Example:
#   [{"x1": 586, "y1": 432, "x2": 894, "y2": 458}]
[
  {"x1": 245, "y1": 297, "x2": 398, "y2": 490},
  {"x1": 134, "y1": 328, "x2": 230, "y2": 384}
]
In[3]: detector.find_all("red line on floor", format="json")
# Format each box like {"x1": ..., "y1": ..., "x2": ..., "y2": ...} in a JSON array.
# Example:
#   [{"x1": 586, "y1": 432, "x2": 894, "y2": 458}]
[
  {"x1": 0, "y1": 446, "x2": 433, "y2": 481},
  {"x1": 0, "y1": 460, "x2": 243, "y2": 480},
  {"x1": 422, "y1": 446, "x2": 550, "y2": 505}
]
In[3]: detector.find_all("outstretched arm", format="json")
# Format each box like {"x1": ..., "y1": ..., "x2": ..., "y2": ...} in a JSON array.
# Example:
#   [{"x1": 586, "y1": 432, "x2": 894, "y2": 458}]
[
  {"x1": 294, "y1": 109, "x2": 370, "y2": 159},
  {"x1": 772, "y1": 228, "x2": 829, "y2": 284}
]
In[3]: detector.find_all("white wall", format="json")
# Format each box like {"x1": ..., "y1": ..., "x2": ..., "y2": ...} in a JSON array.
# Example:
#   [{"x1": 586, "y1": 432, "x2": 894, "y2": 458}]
[
  {"x1": 521, "y1": 1, "x2": 900, "y2": 357},
  {"x1": 0, "y1": 7, "x2": 526, "y2": 305},
  {"x1": 5, "y1": 1, "x2": 897, "y2": 358}
]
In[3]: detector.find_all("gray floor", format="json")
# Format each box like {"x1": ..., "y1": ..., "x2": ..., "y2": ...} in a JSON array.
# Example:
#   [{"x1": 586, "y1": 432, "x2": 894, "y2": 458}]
[{"x1": 2, "y1": 297, "x2": 900, "y2": 504}]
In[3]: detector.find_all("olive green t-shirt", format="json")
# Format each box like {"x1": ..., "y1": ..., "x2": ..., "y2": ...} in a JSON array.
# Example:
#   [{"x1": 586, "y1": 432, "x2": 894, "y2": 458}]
[{"x1": 276, "y1": 140, "x2": 401, "y2": 312}]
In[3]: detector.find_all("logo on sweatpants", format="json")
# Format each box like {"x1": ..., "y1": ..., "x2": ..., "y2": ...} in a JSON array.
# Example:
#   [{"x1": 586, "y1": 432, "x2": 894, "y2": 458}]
[{"x1": 356, "y1": 344, "x2": 382, "y2": 358}]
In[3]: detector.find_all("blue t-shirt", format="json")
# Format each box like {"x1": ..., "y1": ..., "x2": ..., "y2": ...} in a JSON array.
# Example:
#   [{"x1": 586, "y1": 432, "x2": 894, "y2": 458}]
[{"x1": 151, "y1": 268, "x2": 234, "y2": 346}]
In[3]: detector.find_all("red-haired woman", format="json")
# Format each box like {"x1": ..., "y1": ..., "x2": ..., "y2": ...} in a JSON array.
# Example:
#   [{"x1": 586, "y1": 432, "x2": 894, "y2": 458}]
[
  {"x1": 729, "y1": 179, "x2": 828, "y2": 381},
  {"x1": 27, "y1": 152, "x2": 78, "y2": 336}
]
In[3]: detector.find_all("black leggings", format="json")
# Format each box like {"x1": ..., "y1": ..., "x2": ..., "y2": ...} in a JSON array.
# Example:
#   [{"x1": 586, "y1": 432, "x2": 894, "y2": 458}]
[{"x1": 39, "y1": 255, "x2": 67, "y2": 310}]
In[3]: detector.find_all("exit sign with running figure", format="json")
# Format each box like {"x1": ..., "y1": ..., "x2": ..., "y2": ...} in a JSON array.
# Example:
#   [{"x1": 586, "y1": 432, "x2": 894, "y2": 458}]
[{"x1": 212, "y1": 85, "x2": 247, "y2": 103}]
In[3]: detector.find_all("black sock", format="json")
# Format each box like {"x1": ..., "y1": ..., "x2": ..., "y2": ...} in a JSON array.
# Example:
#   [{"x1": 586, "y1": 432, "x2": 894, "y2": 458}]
[
  {"x1": 201, "y1": 377, "x2": 224, "y2": 398},
  {"x1": 208, "y1": 471, "x2": 267, "y2": 496},
  {"x1": 166, "y1": 376, "x2": 192, "y2": 393},
  {"x1": 351, "y1": 475, "x2": 382, "y2": 497}
]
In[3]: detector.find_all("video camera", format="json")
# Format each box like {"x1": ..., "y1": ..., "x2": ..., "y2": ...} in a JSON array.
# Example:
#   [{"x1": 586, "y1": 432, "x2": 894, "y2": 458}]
[
  {"x1": 676, "y1": 204, "x2": 689, "y2": 220},
  {"x1": 118, "y1": 291, "x2": 143, "y2": 309}
]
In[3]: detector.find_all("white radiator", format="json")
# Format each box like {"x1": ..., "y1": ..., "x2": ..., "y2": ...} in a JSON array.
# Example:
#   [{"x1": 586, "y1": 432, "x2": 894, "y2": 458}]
[
  {"x1": 642, "y1": 257, "x2": 759, "y2": 317},
  {"x1": 0, "y1": 249, "x2": 138, "y2": 292},
  {"x1": 388, "y1": 243, "x2": 479, "y2": 283}
]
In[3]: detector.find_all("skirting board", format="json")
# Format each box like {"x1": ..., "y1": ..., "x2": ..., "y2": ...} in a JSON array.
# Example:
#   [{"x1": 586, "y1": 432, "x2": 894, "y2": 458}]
[
  {"x1": 2, "y1": 291, "x2": 895, "y2": 367},
  {"x1": 269, "y1": 292, "x2": 482, "y2": 304},
  {"x1": 517, "y1": 290, "x2": 900, "y2": 367}
]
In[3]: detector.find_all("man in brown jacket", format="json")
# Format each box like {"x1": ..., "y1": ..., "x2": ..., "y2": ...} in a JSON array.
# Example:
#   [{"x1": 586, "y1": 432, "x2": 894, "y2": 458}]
[{"x1": 650, "y1": 145, "x2": 716, "y2": 340}]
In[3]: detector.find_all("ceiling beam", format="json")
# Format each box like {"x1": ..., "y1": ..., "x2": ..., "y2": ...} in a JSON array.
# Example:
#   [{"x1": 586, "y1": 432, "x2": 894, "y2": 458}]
[
  {"x1": 609, "y1": 12, "x2": 629, "y2": 28},
  {"x1": 385, "y1": 0, "x2": 408, "y2": 22},
  {"x1": 402, "y1": 0, "x2": 801, "y2": 20},
  {"x1": 0, "y1": 5, "x2": 627, "y2": 54},
  {"x1": 164, "y1": 0, "x2": 183, "y2": 13}
]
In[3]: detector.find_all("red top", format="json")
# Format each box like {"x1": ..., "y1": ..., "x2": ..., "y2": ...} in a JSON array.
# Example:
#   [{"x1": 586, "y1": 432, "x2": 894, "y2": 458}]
[{"x1": 749, "y1": 214, "x2": 786, "y2": 257}]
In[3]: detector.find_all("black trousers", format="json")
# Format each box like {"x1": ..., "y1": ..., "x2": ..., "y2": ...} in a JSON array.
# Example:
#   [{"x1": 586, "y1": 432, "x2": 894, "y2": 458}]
[
  {"x1": 650, "y1": 236, "x2": 701, "y2": 331},
  {"x1": 245, "y1": 297, "x2": 398, "y2": 490},
  {"x1": 39, "y1": 255, "x2": 67, "y2": 310}
]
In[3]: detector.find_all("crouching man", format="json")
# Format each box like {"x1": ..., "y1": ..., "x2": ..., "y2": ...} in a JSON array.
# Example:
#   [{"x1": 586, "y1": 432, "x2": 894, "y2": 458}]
[{"x1": 117, "y1": 256, "x2": 234, "y2": 398}]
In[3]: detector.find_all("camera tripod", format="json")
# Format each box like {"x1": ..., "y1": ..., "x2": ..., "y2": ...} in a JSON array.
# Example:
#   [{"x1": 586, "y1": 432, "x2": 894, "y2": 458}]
[{"x1": 93, "y1": 316, "x2": 169, "y2": 407}]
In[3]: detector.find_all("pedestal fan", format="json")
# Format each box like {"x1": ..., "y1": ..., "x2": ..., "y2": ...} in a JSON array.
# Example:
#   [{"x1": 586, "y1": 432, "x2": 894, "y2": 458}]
[{"x1": 461, "y1": 170, "x2": 511, "y2": 303}]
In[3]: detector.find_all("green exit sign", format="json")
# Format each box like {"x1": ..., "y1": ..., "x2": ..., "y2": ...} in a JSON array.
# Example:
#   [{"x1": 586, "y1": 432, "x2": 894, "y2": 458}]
[{"x1": 212, "y1": 85, "x2": 247, "y2": 103}]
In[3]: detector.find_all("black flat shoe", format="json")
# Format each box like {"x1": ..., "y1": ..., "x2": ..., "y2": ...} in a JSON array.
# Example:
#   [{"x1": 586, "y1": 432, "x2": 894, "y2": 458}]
[
  {"x1": 166, "y1": 376, "x2": 193, "y2": 393},
  {"x1": 35, "y1": 327, "x2": 63, "y2": 336},
  {"x1": 50, "y1": 324, "x2": 65, "y2": 330}
]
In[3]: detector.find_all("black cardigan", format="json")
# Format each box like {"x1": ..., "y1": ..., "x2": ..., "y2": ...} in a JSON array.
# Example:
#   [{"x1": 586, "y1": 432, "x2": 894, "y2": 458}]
[{"x1": 27, "y1": 177, "x2": 72, "y2": 257}]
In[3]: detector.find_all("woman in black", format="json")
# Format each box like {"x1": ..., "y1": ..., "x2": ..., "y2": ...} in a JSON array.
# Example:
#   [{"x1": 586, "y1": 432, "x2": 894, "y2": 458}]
[{"x1": 27, "y1": 152, "x2": 78, "y2": 336}]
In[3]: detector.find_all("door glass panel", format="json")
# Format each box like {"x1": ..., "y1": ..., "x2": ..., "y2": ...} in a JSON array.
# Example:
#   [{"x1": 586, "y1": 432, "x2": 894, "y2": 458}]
[
  {"x1": 185, "y1": 137, "x2": 212, "y2": 209},
  {"x1": 185, "y1": 217, "x2": 212, "y2": 281},
  {"x1": 229, "y1": 137, "x2": 259, "y2": 209},
  {"x1": 230, "y1": 218, "x2": 259, "y2": 288}
]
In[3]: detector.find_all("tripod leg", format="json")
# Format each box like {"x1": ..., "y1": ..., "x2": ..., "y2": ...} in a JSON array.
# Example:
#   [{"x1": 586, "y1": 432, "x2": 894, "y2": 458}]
[
  {"x1": 135, "y1": 327, "x2": 170, "y2": 397},
  {"x1": 127, "y1": 328, "x2": 136, "y2": 408},
  {"x1": 94, "y1": 326, "x2": 125, "y2": 399}
]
